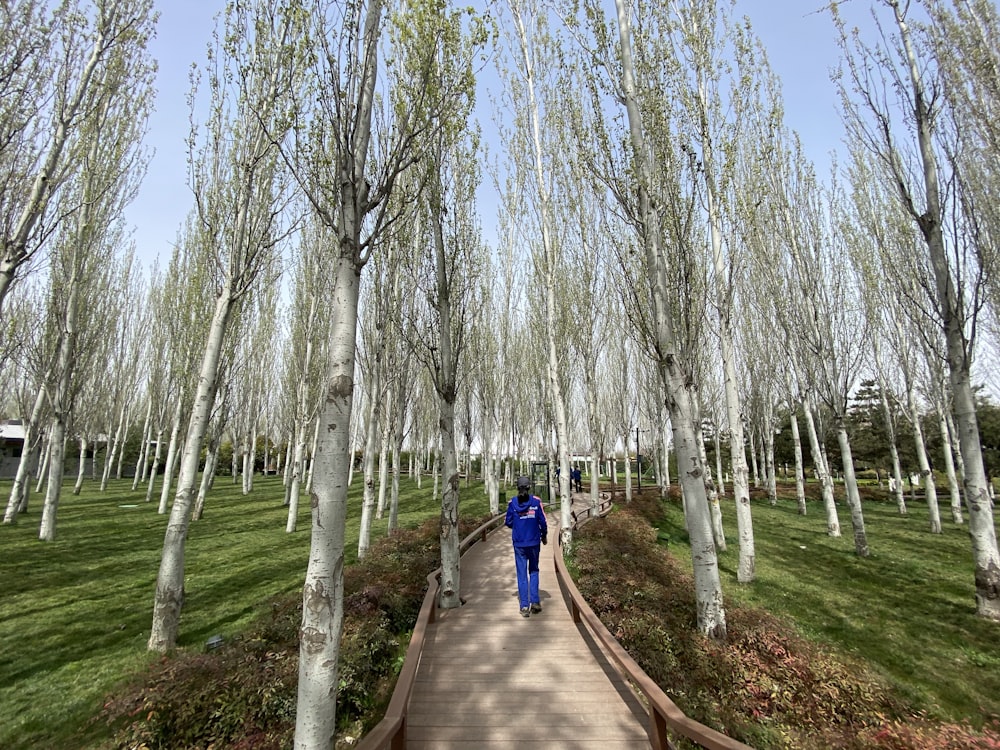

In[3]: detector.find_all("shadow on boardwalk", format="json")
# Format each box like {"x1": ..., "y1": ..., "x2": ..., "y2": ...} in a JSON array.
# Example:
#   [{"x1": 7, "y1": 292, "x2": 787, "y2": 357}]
[{"x1": 406, "y1": 495, "x2": 648, "y2": 749}]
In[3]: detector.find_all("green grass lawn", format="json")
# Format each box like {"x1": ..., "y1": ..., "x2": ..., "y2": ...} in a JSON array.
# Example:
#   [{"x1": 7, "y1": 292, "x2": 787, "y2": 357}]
[
  {"x1": 7, "y1": 473, "x2": 998, "y2": 747},
  {"x1": 655, "y1": 482, "x2": 1000, "y2": 726},
  {"x1": 0, "y1": 473, "x2": 492, "y2": 750}
]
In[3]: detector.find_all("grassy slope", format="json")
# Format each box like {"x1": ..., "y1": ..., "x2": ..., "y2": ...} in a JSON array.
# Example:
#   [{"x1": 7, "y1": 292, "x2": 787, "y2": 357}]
[
  {"x1": 0, "y1": 475, "x2": 491, "y2": 750},
  {"x1": 655, "y1": 482, "x2": 1000, "y2": 725}
]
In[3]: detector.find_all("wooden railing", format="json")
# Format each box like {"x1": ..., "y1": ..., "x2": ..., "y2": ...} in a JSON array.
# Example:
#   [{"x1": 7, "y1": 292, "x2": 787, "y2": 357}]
[
  {"x1": 355, "y1": 511, "x2": 508, "y2": 750},
  {"x1": 570, "y1": 493, "x2": 614, "y2": 525},
  {"x1": 357, "y1": 492, "x2": 752, "y2": 750},
  {"x1": 554, "y1": 497, "x2": 754, "y2": 750}
]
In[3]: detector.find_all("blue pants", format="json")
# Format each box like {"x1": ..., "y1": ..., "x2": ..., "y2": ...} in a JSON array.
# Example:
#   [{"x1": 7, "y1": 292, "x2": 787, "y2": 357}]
[{"x1": 513, "y1": 544, "x2": 540, "y2": 609}]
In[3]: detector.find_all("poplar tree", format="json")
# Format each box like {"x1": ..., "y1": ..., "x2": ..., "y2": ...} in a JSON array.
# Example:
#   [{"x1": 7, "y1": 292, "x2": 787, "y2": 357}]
[
  {"x1": 36, "y1": 1, "x2": 154, "y2": 540},
  {"x1": 409, "y1": 117, "x2": 484, "y2": 610},
  {"x1": 285, "y1": 0, "x2": 485, "y2": 742},
  {"x1": 2, "y1": 283, "x2": 50, "y2": 522},
  {"x1": 845, "y1": 147, "x2": 942, "y2": 525},
  {"x1": 926, "y1": 0, "x2": 1000, "y2": 322},
  {"x1": 797, "y1": 170, "x2": 871, "y2": 557},
  {"x1": 664, "y1": 0, "x2": 764, "y2": 581},
  {"x1": 835, "y1": 0, "x2": 1000, "y2": 616},
  {"x1": 759, "y1": 131, "x2": 842, "y2": 536},
  {"x1": 564, "y1": 160, "x2": 612, "y2": 511},
  {"x1": 541, "y1": 51, "x2": 615, "y2": 511},
  {"x1": 474, "y1": 165, "x2": 530, "y2": 511},
  {"x1": 150, "y1": 216, "x2": 217, "y2": 515},
  {"x1": 504, "y1": 0, "x2": 575, "y2": 540},
  {"x1": 283, "y1": 216, "x2": 333, "y2": 532},
  {"x1": 0, "y1": 0, "x2": 152, "y2": 316},
  {"x1": 147, "y1": 0, "x2": 302, "y2": 652},
  {"x1": 99, "y1": 254, "x2": 148, "y2": 491},
  {"x1": 355, "y1": 243, "x2": 396, "y2": 557},
  {"x1": 576, "y1": 0, "x2": 727, "y2": 637}
]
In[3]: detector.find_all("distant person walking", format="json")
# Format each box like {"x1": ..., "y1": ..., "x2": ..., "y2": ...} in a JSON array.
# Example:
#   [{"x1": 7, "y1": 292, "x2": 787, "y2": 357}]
[
  {"x1": 505, "y1": 476, "x2": 548, "y2": 617},
  {"x1": 572, "y1": 467, "x2": 582, "y2": 493}
]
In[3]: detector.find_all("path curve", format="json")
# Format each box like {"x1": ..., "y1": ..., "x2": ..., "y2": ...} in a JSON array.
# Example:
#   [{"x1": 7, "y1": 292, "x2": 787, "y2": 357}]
[{"x1": 405, "y1": 497, "x2": 648, "y2": 749}]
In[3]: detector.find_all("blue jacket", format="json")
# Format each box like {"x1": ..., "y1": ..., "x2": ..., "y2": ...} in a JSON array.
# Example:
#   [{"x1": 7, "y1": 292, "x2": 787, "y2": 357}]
[{"x1": 505, "y1": 494, "x2": 547, "y2": 547}]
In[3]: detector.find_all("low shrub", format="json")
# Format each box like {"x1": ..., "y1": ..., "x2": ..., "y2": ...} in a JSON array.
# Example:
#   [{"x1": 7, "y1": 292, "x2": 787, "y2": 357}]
[
  {"x1": 573, "y1": 496, "x2": 906, "y2": 749},
  {"x1": 100, "y1": 514, "x2": 491, "y2": 748},
  {"x1": 100, "y1": 643, "x2": 297, "y2": 750},
  {"x1": 861, "y1": 716, "x2": 1000, "y2": 749}
]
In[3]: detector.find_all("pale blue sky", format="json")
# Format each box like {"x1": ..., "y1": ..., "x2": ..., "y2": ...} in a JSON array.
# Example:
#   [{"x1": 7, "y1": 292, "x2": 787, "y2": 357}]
[{"x1": 124, "y1": 1, "x2": 872, "y2": 271}]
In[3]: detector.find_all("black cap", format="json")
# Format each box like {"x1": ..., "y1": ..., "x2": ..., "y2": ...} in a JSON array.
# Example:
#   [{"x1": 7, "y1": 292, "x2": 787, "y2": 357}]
[{"x1": 516, "y1": 476, "x2": 531, "y2": 491}]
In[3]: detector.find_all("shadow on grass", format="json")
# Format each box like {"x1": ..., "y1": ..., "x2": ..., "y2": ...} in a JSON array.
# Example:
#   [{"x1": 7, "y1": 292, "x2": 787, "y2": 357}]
[
  {"x1": 657, "y1": 489, "x2": 1000, "y2": 723},
  {"x1": 1, "y1": 474, "x2": 493, "y2": 750}
]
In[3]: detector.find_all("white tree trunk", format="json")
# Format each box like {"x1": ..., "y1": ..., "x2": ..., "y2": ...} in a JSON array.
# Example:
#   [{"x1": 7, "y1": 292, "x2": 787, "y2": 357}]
[
  {"x1": 701, "y1": 426, "x2": 726, "y2": 551},
  {"x1": 262, "y1": 428, "x2": 270, "y2": 476},
  {"x1": 157, "y1": 398, "x2": 184, "y2": 514},
  {"x1": 283, "y1": 435, "x2": 293, "y2": 490},
  {"x1": 621, "y1": 431, "x2": 633, "y2": 502},
  {"x1": 102, "y1": 401, "x2": 129, "y2": 491},
  {"x1": 38, "y1": 418, "x2": 67, "y2": 541},
  {"x1": 945, "y1": 409, "x2": 966, "y2": 487},
  {"x1": 295, "y1": 252, "x2": 359, "y2": 749},
  {"x1": 939, "y1": 410, "x2": 963, "y2": 524},
  {"x1": 4, "y1": 387, "x2": 45, "y2": 524},
  {"x1": 789, "y1": 410, "x2": 807, "y2": 515},
  {"x1": 145, "y1": 430, "x2": 163, "y2": 503},
  {"x1": 358, "y1": 366, "x2": 381, "y2": 558},
  {"x1": 286, "y1": 418, "x2": 308, "y2": 534},
  {"x1": 306, "y1": 418, "x2": 319, "y2": 494},
  {"x1": 35, "y1": 433, "x2": 51, "y2": 494},
  {"x1": 835, "y1": 420, "x2": 870, "y2": 557},
  {"x1": 584, "y1": 360, "x2": 602, "y2": 511},
  {"x1": 704, "y1": 132, "x2": 753, "y2": 579},
  {"x1": 437, "y1": 397, "x2": 462, "y2": 609},
  {"x1": 134, "y1": 398, "x2": 153, "y2": 489},
  {"x1": 802, "y1": 397, "x2": 840, "y2": 536},
  {"x1": 713, "y1": 424, "x2": 726, "y2": 500},
  {"x1": 880, "y1": 387, "x2": 907, "y2": 515},
  {"x1": 660, "y1": 403, "x2": 671, "y2": 497},
  {"x1": 193, "y1": 436, "x2": 220, "y2": 521},
  {"x1": 39, "y1": 267, "x2": 81, "y2": 540},
  {"x1": 241, "y1": 439, "x2": 251, "y2": 494},
  {"x1": 388, "y1": 371, "x2": 407, "y2": 533},
  {"x1": 73, "y1": 436, "x2": 88, "y2": 495},
  {"x1": 148, "y1": 290, "x2": 235, "y2": 652},
  {"x1": 483, "y1": 429, "x2": 500, "y2": 516},
  {"x1": 376, "y1": 417, "x2": 390, "y2": 519},
  {"x1": 748, "y1": 428, "x2": 760, "y2": 488},
  {"x1": 907, "y1": 381, "x2": 941, "y2": 532},
  {"x1": 765, "y1": 426, "x2": 777, "y2": 505},
  {"x1": 246, "y1": 428, "x2": 257, "y2": 493},
  {"x1": 614, "y1": 0, "x2": 725, "y2": 637}
]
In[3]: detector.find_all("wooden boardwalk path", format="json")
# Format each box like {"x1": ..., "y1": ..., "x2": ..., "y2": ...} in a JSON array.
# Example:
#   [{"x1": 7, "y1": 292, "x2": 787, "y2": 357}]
[{"x1": 405, "y1": 500, "x2": 649, "y2": 749}]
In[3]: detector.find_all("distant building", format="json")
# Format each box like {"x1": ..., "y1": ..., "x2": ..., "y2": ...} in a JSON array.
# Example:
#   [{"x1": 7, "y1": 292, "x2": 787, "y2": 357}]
[
  {"x1": 0, "y1": 422, "x2": 113, "y2": 479},
  {"x1": 0, "y1": 420, "x2": 34, "y2": 479}
]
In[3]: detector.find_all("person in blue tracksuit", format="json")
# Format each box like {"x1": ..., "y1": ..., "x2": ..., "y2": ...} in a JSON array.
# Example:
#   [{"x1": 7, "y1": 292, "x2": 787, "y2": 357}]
[{"x1": 505, "y1": 475, "x2": 548, "y2": 617}]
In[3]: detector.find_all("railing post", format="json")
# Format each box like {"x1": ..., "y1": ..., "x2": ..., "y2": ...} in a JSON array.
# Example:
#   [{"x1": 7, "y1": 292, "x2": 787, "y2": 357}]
[
  {"x1": 650, "y1": 708, "x2": 669, "y2": 750},
  {"x1": 391, "y1": 718, "x2": 406, "y2": 750}
]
